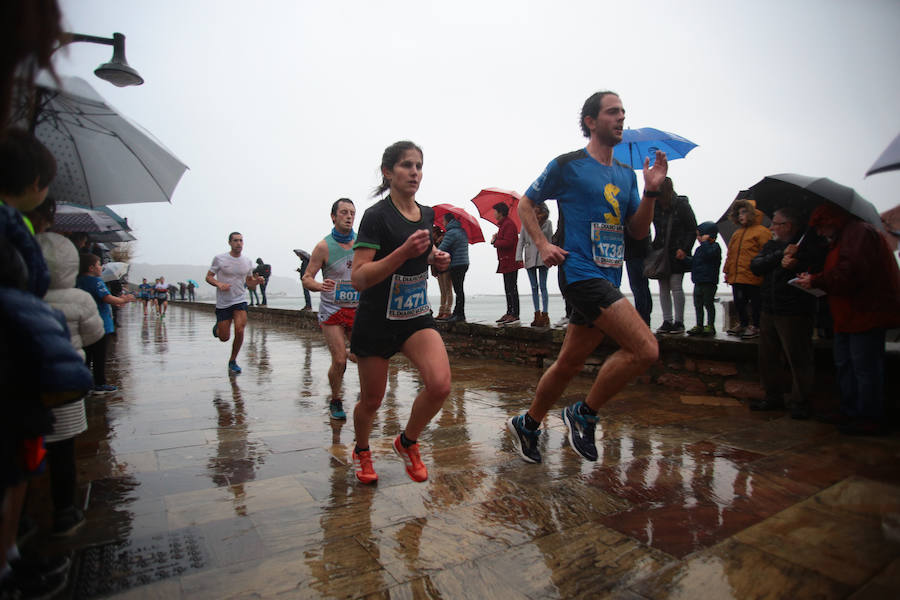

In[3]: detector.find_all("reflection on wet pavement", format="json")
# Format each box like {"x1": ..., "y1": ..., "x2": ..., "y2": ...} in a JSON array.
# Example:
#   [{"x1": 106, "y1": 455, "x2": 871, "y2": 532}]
[{"x1": 30, "y1": 305, "x2": 900, "y2": 598}]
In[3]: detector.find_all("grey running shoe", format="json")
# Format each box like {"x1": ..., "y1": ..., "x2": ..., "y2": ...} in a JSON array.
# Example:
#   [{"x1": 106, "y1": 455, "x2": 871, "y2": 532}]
[
  {"x1": 506, "y1": 415, "x2": 541, "y2": 463},
  {"x1": 561, "y1": 402, "x2": 598, "y2": 461}
]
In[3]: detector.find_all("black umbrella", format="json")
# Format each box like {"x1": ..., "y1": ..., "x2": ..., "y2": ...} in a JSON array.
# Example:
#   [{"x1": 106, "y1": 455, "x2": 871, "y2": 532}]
[{"x1": 747, "y1": 173, "x2": 883, "y2": 229}]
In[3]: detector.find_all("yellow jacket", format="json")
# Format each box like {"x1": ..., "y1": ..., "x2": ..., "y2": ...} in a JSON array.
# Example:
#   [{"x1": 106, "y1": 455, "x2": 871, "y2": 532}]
[{"x1": 723, "y1": 200, "x2": 771, "y2": 286}]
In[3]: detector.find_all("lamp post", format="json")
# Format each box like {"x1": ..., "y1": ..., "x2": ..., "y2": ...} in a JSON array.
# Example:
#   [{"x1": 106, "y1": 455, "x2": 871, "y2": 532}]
[{"x1": 58, "y1": 32, "x2": 144, "y2": 87}]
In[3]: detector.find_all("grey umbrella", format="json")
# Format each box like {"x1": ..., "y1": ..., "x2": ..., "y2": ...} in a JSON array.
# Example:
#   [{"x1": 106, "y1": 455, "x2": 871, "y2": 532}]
[
  {"x1": 18, "y1": 73, "x2": 188, "y2": 208},
  {"x1": 747, "y1": 173, "x2": 883, "y2": 229},
  {"x1": 866, "y1": 132, "x2": 900, "y2": 177},
  {"x1": 87, "y1": 229, "x2": 137, "y2": 243},
  {"x1": 53, "y1": 203, "x2": 122, "y2": 233}
]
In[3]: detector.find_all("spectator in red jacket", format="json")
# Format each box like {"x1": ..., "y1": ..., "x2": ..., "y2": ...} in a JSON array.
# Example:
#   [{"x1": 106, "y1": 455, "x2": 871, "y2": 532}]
[
  {"x1": 794, "y1": 203, "x2": 900, "y2": 435},
  {"x1": 491, "y1": 202, "x2": 521, "y2": 326}
]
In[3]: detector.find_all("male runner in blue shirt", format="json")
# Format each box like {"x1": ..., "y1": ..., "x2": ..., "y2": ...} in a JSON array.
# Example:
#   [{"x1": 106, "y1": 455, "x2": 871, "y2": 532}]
[{"x1": 508, "y1": 91, "x2": 667, "y2": 463}]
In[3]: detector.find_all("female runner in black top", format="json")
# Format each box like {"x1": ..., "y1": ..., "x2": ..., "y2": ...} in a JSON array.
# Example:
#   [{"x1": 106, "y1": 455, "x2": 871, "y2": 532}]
[{"x1": 349, "y1": 141, "x2": 451, "y2": 484}]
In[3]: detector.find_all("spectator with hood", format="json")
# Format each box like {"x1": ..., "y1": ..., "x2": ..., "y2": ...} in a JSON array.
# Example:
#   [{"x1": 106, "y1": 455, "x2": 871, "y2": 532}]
[{"x1": 794, "y1": 203, "x2": 900, "y2": 435}]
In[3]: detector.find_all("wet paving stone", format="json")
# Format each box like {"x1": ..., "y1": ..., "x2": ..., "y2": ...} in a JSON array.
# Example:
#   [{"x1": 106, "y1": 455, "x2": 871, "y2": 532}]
[{"x1": 25, "y1": 305, "x2": 900, "y2": 598}]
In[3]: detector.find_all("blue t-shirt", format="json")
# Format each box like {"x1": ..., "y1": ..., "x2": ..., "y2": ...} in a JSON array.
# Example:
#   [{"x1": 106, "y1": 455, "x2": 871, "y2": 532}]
[
  {"x1": 525, "y1": 148, "x2": 640, "y2": 288},
  {"x1": 77, "y1": 274, "x2": 114, "y2": 334}
]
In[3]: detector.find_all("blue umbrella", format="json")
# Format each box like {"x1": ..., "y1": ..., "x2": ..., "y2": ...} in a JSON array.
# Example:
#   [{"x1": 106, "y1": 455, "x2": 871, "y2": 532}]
[{"x1": 613, "y1": 127, "x2": 698, "y2": 169}]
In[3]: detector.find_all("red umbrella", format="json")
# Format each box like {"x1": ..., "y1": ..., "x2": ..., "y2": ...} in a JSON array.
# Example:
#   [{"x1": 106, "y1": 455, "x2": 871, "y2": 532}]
[
  {"x1": 432, "y1": 204, "x2": 485, "y2": 244},
  {"x1": 471, "y1": 188, "x2": 522, "y2": 232}
]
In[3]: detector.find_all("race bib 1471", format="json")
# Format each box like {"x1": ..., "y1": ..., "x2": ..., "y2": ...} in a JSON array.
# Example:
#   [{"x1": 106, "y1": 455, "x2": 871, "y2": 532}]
[{"x1": 386, "y1": 272, "x2": 430, "y2": 320}]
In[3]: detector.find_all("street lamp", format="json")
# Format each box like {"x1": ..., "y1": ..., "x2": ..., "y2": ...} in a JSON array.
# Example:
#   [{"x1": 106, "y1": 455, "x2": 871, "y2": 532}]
[{"x1": 60, "y1": 32, "x2": 144, "y2": 87}]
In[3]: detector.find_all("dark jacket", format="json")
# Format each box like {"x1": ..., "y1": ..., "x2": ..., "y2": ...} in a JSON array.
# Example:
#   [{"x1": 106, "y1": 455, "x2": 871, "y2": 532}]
[
  {"x1": 1, "y1": 285, "x2": 95, "y2": 448},
  {"x1": 691, "y1": 240, "x2": 721, "y2": 284},
  {"x1": 1, "y1": 235, "x2": 93, "y2": 445},
  {"x1": 493, "y1": 217, "x2": 520, "y2": 274},
  {"x1": 438, "y1": 218, "x2": 469, "y2": 268},
  {"x1": 651, "y1": 195, "x2": 696, "y2": 274},
  {"x1": 750, "y1": 235, "x2": 819, "y2": 315},
  {"x1": 624, "y1": 231, "x2": 650, "y2": 260},
  {"x1": 1, "y1": 204, "x2": 49, "y2": 297}
]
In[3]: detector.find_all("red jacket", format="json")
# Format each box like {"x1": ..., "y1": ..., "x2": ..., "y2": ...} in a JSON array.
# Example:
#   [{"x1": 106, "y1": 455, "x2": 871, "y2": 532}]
[
  {"x1": 493, "y1": 217, "x2": 520, "y2": 274},
  {"x1": 810, "y1": 219, "x2": 900, "y2": 333}
]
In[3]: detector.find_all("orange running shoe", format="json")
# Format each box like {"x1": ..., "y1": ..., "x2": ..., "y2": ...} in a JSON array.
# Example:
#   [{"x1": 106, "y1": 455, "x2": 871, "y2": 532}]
[
  {"x1": 352, "y1": 449, "x2": 378, "y2": 484},
  {"x1": 392, "y1": 435, "x2": 428, "y2": 482}
]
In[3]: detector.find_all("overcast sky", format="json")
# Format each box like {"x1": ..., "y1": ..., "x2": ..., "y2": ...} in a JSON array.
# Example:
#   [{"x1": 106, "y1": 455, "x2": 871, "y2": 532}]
[{"x1": 54, "y1": 0, "x2": 900, "y2": 294}]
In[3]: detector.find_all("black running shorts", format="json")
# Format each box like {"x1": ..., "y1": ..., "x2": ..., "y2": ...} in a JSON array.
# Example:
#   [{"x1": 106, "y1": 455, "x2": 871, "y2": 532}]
[{"x1": 564, "y1": 278, "x2": 625, "y2": 327}]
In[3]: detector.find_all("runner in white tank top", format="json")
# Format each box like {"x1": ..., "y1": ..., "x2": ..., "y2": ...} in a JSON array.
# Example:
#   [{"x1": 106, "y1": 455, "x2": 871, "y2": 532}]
[{"x1": 302, "y1": 199, "x2": 359, "y2": 421}]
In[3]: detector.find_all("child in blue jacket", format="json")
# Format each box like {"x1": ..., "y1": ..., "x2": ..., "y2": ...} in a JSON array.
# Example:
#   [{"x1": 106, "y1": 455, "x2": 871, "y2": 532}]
[{"x1": 688, "y1": 221, "x2": 722, "y2": 336}]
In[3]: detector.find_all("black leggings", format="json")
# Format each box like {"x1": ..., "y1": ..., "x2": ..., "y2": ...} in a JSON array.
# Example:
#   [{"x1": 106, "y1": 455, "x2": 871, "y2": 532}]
[
  {"x1": 502, "y1": 271, "x2": 519, "y2": 317},
  {"x1": 693, "y1": 283, "x2": 716, "y2": 328},
  {"x1": 449, "y1": 265, "x2": 468, "y2": 318},
  {"x1": 46, "y1": 438, "x2": 76, "y2": 511},
  {"x1": 732, "y1": 283, "x2": 761, "y2": 327},
  {"x1": 84, "y1": 333, "x2": 108, "y2": 386}
]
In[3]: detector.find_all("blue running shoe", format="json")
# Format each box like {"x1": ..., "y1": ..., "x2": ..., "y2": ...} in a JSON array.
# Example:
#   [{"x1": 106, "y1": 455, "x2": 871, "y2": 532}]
[
  {"x1": 561, "y1": 402, "x2": 598, "y2": 461},
  {"x1": 330, "y1": 400, "x2": 346, "y2": 420},
  {"x1": 228, "y1": 360, "x2": 242, "y2": 374},
  {"x1": 506, "y1": 414, "x2": 541, "y2": 463},
  {"x1": 92, "y1": 384, "x2": 117, "y2": 394}
]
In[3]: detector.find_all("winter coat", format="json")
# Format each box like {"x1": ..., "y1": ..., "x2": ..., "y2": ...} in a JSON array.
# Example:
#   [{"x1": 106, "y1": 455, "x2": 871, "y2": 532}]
[
  {"x1": 516, "y1": 218, "x2": 553, "y2": 269},
  {"x1": 810, "y1": 219, "x2": 900, "y2": 333},
  {"x1": 651, "y1": 195, "x2": 696, "y2": 274},
  {"x1": 493, "y1": 217, "x2": 520, "y2": 274},
  {"x1": 723, "y1": 200, "x2": 771, "y2": 285},
  {"x1": 37, "y1": 232, "x2": 105, "y2": 355},
  {"x1": 0, "y1": 285, "x2": 95, "y2": 439},
  {"x1": 0, "y1": 204, "x2": 49, "y2": 297},
  {"x1": 690, "y1": 240, "x2": 721, "y2": 284},
  {"x1": 624, "y1": 231, "x2": 650, "y2": 260},
  {"x1": 437, "y1": 218, "x2": 470, "y2": 268},
  {"x1": 749, "y1": 228, "x2": 826, "y2": 315}
]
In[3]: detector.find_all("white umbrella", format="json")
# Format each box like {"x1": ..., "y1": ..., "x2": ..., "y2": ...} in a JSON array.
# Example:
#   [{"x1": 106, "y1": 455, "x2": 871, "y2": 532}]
[
  {"x1": 53, "y1": 204, "x2": 122, "y2": 233},
  {"x1": 101, "y1": 262, "x2": 129, "y2": 282},
  {"x1": 866, "y1": 131, "x2": 900, "y2": 177},
  {"x1": 23, "y1": 73, "x2": 188, "y2": 208}
]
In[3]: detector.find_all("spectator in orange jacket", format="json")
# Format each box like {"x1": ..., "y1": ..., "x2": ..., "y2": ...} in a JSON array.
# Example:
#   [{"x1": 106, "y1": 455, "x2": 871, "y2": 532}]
[{"x1": 723, "y1": 199, "x2": 771, "y2": 339}]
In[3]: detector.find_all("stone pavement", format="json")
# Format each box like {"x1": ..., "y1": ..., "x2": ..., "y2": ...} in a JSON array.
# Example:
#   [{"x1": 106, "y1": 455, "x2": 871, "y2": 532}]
[{"x1": 26, "y1": 304, "x2": 900, "y2": 599}]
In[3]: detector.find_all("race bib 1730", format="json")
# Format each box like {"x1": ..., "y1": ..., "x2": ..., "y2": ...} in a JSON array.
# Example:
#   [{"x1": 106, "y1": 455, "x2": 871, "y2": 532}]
[
  {"x1": 591, "y1": 222, "x2": 625, "y2": 268},
  {"x1": 386, "y1": 272, "x2": 430, "y2": 320}
]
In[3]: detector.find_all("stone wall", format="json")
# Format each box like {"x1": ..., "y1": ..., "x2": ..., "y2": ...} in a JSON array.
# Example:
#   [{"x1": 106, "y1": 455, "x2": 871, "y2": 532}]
[{"x1": 173, "y1": 302, "x2": 898, "y2": 409}]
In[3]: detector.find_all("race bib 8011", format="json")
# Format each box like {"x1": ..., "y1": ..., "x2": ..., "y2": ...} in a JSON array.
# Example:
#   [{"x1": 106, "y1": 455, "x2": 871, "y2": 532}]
[{"x1": 334, "y1": 280, "x2": 359, "y2": 307}]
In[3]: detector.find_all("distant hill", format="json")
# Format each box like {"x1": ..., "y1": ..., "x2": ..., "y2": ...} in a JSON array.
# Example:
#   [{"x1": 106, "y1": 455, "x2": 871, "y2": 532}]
[{"x1": 126, "y1": 263, "x2": 300, "y2": 300}]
